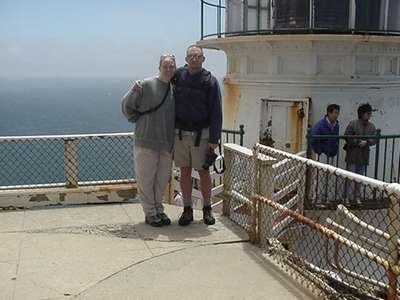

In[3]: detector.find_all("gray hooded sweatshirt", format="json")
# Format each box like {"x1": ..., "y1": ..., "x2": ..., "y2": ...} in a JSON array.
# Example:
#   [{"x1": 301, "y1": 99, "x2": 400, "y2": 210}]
[{"x1": 121, "y1": 77, "x2": 175, "y2": 153}]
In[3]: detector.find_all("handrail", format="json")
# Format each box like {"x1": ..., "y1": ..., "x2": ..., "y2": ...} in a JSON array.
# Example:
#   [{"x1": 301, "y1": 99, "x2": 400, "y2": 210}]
[
  {"x1": 201, "y1": 0, "x2": 225, "y2": 9},
  {"x1": 0, "y1": 132, "x2": 134, "y2": 141},
  {"x1": 0, "y1": 126, "x2": 244, "y2": 142},
  {"x1": 308, "y1": 133, "x2": 400, "y2": 139}
]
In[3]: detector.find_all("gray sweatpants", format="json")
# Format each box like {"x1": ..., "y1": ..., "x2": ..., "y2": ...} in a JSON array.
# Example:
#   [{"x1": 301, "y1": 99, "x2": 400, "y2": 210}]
[{"x1": 134, "y1": 145, "x2": 172, "y2": 217}]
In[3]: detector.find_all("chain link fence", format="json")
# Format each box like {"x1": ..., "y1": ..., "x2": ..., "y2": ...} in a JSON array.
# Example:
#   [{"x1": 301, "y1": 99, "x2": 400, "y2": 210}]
[
  {"x1": 0, "y1": 126, "x2": 244, "y2": 192},
  {"x1": 0, "y1": 133, "x2": 134, "y2": 189},
  {"x1": 223, "y1": 143, "x2": 400, "y2": 300}
]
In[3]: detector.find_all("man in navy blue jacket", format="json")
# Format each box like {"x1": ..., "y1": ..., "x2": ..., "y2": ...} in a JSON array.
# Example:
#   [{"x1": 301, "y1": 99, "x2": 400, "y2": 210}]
[
  {"x1": 310, "y1": 104, "x2": 340, "y2": 159},
  {"x1": 174, "y1": 45, "x2": 222, "y2": 226}
]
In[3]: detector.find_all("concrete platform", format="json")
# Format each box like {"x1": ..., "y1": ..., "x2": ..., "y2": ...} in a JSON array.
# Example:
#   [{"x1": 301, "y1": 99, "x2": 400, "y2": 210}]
[{"x1": 0, "y1": 201, "x2": 316, "y2": 300}]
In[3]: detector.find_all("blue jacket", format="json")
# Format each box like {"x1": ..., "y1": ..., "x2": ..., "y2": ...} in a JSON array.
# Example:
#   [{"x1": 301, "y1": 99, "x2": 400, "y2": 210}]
[
  {"x1": 310, "y1": 117, "x2": 339, "y2": 157},
  {"x1": 174, "y1": 66, "x2": 222, "y2": 144}
]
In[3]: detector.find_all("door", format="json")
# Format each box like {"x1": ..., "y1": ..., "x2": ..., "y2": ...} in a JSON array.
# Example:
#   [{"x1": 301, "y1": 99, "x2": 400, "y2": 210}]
[{"x1": 260, "y1": 98, "x2": 309, "y2": 153}]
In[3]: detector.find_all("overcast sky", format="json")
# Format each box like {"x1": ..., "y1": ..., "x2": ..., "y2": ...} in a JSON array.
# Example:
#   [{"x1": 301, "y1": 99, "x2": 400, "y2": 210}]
[{"x1": 0, "y1": 0, "x2": 227, "y2": 79}]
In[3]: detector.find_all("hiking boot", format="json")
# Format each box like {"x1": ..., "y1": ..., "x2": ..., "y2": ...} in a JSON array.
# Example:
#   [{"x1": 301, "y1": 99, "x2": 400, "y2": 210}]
[
  {"x1": 203, "y1": 206, "x2": 215, "y2": 225},
  {"x1": 157, "y1": 212, "x2": 171, "y2": 226},
  {"x1": 145, "y1": 215, "x2": 163, "y2": 227},
  {"x1": 178, "y1": 206, "x2": 193, "y2": 226}
]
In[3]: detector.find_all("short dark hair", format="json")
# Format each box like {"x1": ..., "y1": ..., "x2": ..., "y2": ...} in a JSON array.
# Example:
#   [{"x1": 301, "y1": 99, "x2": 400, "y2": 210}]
[
  {"x1": 186, "y1": 44, "x2": 203, "y2": 55},
  {"x1": 326, "y1": 104, "x2": 340, "y2": 114},
  {"x1": 357, "y1": 103, "x2": 373, "y2": 118}
]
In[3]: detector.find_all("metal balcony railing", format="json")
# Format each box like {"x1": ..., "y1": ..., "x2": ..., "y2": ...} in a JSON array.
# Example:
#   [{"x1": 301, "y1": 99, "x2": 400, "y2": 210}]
[
  {"x1": 201, "y1": 0, "x2": 400, "y2": 40},
  {"x1": 0, "y1": 127, "x2": 245, "y2": 190}
]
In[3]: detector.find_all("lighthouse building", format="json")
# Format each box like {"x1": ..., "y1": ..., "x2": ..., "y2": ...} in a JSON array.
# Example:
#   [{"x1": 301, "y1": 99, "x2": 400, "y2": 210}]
[{"x1": 198, "y1": 0, "x2": 400, "y2": 157}]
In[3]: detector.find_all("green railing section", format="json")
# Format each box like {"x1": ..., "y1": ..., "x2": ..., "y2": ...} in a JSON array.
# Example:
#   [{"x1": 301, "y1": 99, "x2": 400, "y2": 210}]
[
  {"x1": 306, "y1": 129, "x2": 400, "y2": 183},
  {"x1": 221, "y1": 124, "x2": 245, "y2": 146},
  {"x1": 305, "y1": 129, "x2": 400, "y2": 210}
]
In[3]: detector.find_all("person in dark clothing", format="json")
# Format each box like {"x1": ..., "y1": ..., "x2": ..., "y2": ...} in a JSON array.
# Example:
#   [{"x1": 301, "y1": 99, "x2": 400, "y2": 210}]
[
  {"x1": 310, "y1": 104, "x2": 340, "y2": 160},
  {"x1": 344, "y1": 103, "x2": 377, "y2": 204},
  {"x1": 310, "y1": 104, "x2": 340, "y2": 206},
  {"x1": 174, "y1": 45, "x2": 222, "y2": 226}
]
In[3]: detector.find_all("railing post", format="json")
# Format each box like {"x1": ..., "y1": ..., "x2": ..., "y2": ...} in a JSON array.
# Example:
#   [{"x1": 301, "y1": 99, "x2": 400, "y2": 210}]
[
  {"x1": 239, "y1": 124, "x2": 245, "y2": 146},
  {"x1": 304, "y1": 128, "x2": 313, "y2": 209},
  {"x1": 386, "y1": 184, "x2": 400, "y2": 300},
  {"x1": 309, "y1": 0, "x2": 314, "y2": 30},
  {"x1": 374, "y1": 129, "x2": 382, "y2": 179},
  {"x1": 250, "y1": 146, "x2": 260, "y2": 243},
  {"x1": 257, "y1": 0, "x2": 261, "y2": 33},
  {"x1": 222, "y1": 148, "x2": 233, "y2": 216},
  {"x1": 217, "y1": 0, "x2": 222, "y2": 38},
  {"x1": 64, "y1": 138, "x2": 78, "y2": 188},
  {"x1": 201, "y1": 0, "x2": 204, "y2": 39},
  {"x1": 164, "y1": 173, "x2": 173, "y2": 204},
  {"x1": 258, "y1": 155, "x2": 276, "y2": 248}
]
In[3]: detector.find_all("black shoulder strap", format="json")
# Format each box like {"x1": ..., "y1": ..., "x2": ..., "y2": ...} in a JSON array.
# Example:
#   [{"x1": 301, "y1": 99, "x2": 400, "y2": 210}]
[{"x1": 134, "y1": 83, "x2": 171, "y2": 117}]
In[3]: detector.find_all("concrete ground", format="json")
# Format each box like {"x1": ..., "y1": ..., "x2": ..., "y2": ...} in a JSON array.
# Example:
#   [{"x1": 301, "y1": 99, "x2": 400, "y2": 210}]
[{"x1": 0, "y1": 201, "x2": 316, "y2": 300}]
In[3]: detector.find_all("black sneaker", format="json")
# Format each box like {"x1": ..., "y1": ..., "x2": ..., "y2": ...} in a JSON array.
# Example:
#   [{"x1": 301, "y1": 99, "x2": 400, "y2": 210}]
[
  {"x1": 157, "y1": 212, "x2": 171, "y2": 226},
  {"x1": 178, "y1": 206, "x2": 193, "y2": 226},
  {"x1": 203, "y1": 206, "x2": 215, "y2": 225},
  {"x1": 145, "y1": 215, "x2": 163, "y2": 227}
]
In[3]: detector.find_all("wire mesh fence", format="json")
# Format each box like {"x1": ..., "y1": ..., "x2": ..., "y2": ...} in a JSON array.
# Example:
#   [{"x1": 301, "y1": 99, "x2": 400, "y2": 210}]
[
  {"x1": 223, "y1": 143, "x2": 400, "y2": 299},
  {"x1": 0, "y1": 126, "x2": 245, "y2": 192},
  {"x1": 0, "y1": 133, "x2": 134, "y2": 189}
]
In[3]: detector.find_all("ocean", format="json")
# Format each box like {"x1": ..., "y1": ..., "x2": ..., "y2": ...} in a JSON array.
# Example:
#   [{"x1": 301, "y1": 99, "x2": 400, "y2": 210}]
[
  {"x1": 0, "y1": 77, "x2": 137, "y2": 186},
  {"x1": 0, "y1": 77, "x2": 134, "y2": 136}
]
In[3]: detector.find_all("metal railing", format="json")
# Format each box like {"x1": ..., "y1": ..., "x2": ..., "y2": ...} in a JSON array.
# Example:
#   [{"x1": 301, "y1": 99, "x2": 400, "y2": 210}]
[
  {"x1": 0, "y1": 133, "x2": 135, "y2": 190},
  {"x1": 306, "y1": 131, "x2": 400, "y2": 209},
  {"x1": 200, "y1": 0, "x2": 400, "y2": 40},
  {"x1": 0, "y1": 126, "x2": 245, "y2": 191},
  {"x1": 223, "y1": 142, "x2": 400, "y2": 299}
]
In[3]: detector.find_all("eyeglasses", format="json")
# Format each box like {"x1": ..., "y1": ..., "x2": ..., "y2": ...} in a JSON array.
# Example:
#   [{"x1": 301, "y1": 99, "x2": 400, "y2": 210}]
[{"x1": 187, "y1": 54, "x2": 204, "y2": 60}]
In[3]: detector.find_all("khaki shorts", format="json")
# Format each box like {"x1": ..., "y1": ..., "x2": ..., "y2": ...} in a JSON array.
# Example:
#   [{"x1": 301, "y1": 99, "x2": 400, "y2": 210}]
[{"x1": 174, "y1": 135, "x2": 209, "y2": 170}]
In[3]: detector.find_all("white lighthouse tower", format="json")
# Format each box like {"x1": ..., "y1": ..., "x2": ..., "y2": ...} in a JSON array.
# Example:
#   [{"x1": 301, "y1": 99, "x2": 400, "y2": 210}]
[{"x1": 198, "y1": 0, "x2": 400, "y2": 154}]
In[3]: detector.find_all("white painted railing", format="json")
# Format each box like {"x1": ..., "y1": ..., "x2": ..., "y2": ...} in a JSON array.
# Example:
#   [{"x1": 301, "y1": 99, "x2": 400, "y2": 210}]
[{"x1": 222, "y1": 143, "x2": 400, "y2": 299}]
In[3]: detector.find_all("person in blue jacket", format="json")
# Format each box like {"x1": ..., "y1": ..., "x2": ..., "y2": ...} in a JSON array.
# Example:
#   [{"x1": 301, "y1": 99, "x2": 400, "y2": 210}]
[{"x1": 310, "y1": 104, "x2": 340, "y2": 158}]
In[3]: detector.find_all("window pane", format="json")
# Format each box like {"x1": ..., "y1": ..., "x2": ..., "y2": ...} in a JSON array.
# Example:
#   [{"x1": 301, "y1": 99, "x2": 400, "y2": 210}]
[
  {"x1": 314, "y1": 0, "x2": 349, "y2": 29},
  {"x1": 275, "y1": 0, "x2": 310, "y2": 29},
  {"x1": 355, "y1": 0, "x2": 381, "y2": 31}
]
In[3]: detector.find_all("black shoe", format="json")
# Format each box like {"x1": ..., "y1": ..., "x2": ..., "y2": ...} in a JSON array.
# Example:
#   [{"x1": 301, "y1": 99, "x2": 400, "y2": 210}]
[
  {"x1": 145, "y1": 215, "x2": 163, "y2": 227},
  {"x1": 203, "y1": 206, "x2": 215, "y2": 225},
  {"x1": 178, "y1": 206, "x2": 193, "y2": 226},
  {"x1": 157, "y1": 212, "x2": 171, "y2": 226}
]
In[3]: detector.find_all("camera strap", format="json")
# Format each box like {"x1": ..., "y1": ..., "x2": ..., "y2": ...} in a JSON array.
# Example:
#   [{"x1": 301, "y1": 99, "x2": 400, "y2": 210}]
[
  {"x1": 133, "y1": 83, "x2": 171, "y2": 118},
  {"x1": 213, "y1": 142, "x2": 226, "y2": 175}
]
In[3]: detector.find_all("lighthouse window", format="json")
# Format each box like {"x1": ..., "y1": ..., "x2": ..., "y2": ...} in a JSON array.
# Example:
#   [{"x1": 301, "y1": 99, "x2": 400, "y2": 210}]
[
  {"x1": 244, "y1": 0, "x2": 271, "y2": 31},
  {"x1": 355, "y1": 0, "x2": 381, "y2": 31},
  {"x1": 226, "y1": 0, "x2": 244, "y2": 33},
  {"x1": 387, "y1": 0, "x2": 400, "y2": 31},
  {"x1": 274, "y1": 0, "x2": 310, "y2": 29},
  {"x1": 314, "y1": 0, "x2": 349, "y2": 29}
]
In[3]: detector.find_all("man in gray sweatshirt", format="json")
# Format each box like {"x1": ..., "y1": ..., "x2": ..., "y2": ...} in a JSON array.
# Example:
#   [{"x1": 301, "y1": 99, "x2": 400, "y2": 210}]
[
  {"x1": 344, "y1": 103, "x2": 377, "y2": 204},
  {"x1": 121, "y1": 54, "x2": 176, "y2": 227}
]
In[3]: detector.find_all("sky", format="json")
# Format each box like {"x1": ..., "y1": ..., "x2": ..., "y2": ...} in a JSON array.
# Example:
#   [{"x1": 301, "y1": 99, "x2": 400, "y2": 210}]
[{"x1": 0, "y1": 0, "x2": 227, "y2": 79}]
